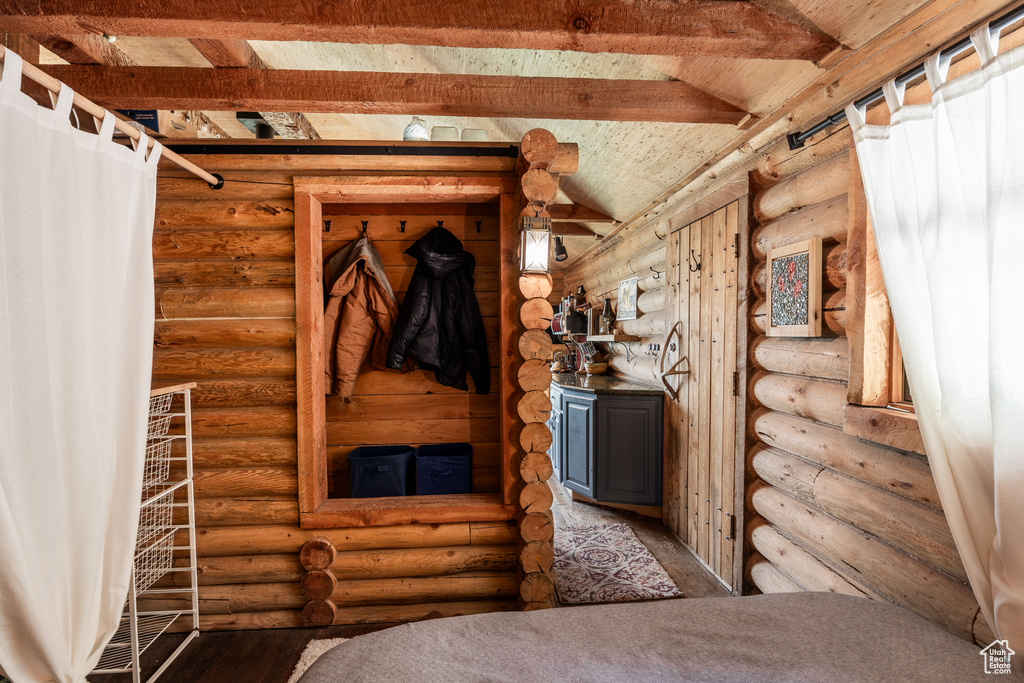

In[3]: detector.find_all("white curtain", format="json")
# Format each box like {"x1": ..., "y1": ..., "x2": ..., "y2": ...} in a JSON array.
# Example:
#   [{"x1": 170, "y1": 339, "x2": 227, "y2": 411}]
[
  {"x1": 848, "y1": 25, "x2": 1024, "y2": 649},
  {"x1": 0, "y1": 51, "x2": 161, "y2": 681}
]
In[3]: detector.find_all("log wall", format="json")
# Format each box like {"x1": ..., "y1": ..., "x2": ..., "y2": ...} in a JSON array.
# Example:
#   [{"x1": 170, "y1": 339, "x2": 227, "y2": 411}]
[
  {"x1": 560, "y1": 128, "x2": 992, "y2": 645},
  {"x1": 152, "y1": 152, "x2": 520, "y2": 630},
  {"x1": 746, "y1": 132, "x2": 991, "y2": 645}
]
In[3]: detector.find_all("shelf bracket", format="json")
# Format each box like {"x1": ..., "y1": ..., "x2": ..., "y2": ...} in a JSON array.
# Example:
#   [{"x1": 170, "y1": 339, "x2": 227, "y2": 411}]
[{"x1": 607, "y1": 340, "x2": 640, "y2": 362}]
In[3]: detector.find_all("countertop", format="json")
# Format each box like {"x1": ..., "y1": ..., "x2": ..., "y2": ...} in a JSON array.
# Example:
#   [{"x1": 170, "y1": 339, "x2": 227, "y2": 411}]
[{"x1": 550, "y1": 373, "x2": 664, "y2": 396}]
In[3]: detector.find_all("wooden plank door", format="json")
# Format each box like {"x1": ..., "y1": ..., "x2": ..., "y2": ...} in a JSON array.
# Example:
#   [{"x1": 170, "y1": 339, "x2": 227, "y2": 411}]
[{"x1": 666, "y1": 200, "x2": 743, "y2": 589}]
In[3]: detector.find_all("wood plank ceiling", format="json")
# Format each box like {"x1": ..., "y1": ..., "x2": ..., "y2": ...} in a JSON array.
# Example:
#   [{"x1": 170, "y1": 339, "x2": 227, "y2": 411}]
[{"x1": 2, "y1": 0, "x2": 945, "y2": 266}]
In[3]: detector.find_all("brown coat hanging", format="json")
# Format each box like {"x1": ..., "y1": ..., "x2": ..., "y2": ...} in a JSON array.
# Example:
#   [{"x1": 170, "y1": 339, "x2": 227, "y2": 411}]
[{"x1": 322, "y1": 235, "x2": 409, "y2": 399}]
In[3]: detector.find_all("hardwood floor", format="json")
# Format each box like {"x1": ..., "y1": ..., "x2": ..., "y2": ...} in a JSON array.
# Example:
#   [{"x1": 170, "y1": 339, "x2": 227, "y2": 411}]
[
  {"x1": 549, "y1": 478, "x2": 730, "y2": 600},
  {"x1": 87, "y1": 622, "x2": 396, "y2": 683}
]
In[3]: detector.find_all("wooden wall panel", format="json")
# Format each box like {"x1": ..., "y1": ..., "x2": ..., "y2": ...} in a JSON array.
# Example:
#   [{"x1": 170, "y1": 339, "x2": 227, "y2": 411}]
[
  {"x1": 153, "y1": 155, "x2": 517, "y2": 630},
  {"x1": 321, "y1": 208, "x2": 501, "y2": 499}
]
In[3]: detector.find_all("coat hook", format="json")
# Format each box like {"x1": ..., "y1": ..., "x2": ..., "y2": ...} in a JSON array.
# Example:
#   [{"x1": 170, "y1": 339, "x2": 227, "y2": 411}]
[
  {"x1": 650, "y1": 266, "x2": 662, "y2": 280},
  {"x1": 437, "y1": 220, "x2": 444, "y2": 229},
  {"x1": 475, "y1": 220, "x2": 482, "y2": 234},
  {"x1": 399, "y1": 220, "x2": 407, "y2": 233},
  {"x1": 323, "y1": 219, "x2": 332, "y2": 232},
  {"x1": 689, "y1": 249, "x2": 702, "y2": 272},
  {"x1": 361, "y1": 220, "x2": 369, "y2": 236}
]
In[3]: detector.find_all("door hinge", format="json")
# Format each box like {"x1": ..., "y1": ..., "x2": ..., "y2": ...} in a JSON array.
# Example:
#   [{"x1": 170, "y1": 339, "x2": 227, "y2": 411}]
[
  {"x1": 733, "y1": 232, "x2": 740, "y2": 257},
  {"x1": 724, "y1": 514, "x2": 737, "y2": 541},
  {"x1": 732, "y1": 371, "x2": 739, "y2": 397}
]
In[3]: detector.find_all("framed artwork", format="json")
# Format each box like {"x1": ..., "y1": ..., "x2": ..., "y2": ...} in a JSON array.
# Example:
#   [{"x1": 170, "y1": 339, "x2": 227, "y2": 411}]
[
  {"x1": 766, "y1": 237, "x2": 821, "y2": 337},
  {"x1": 616, "y1": 277, "x2": 638, "y2": 321}
]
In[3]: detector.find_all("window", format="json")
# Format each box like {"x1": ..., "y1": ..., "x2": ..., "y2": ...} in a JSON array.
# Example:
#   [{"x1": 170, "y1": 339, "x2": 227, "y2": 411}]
[{"x1": 843, "y1": 149, "x2": 925, "y2": 454}]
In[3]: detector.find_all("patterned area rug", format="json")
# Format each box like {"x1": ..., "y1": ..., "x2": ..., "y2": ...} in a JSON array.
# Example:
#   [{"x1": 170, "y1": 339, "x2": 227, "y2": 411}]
[{"x1": 553, "y1": 523, "x2": 683, "y2": 604}]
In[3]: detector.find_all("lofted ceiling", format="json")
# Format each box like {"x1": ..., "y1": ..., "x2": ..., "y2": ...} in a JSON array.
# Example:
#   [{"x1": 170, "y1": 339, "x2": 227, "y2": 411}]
[{"x1": 1, "y1": 0, "x2": 1002, "y2": 267}]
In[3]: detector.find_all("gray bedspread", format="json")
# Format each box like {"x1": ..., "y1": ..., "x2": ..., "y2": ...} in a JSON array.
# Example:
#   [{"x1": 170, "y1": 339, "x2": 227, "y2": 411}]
[{"x1": 300, "y1": 592, "x2": 1003, "y2": 682}]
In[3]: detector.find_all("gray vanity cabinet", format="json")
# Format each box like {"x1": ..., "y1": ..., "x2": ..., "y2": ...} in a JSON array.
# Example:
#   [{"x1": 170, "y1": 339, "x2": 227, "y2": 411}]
[
  {"x1": 594, "y1": 395, "x2": 663, "y2": 506},
  {"x1": 550, "y1": 378, "x2": 663, "y2": 507}
]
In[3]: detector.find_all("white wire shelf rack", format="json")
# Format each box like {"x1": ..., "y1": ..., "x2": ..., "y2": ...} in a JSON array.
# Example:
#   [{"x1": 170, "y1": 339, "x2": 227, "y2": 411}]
[
  {"x1": 92, "y1": 612, "x2": 184, "y2": 672},
  {"x1": 92, "y1": 383, "x2": 198, "y2": 683}
]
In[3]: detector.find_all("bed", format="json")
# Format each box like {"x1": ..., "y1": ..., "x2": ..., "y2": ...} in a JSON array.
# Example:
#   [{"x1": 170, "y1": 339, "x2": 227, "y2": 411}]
[{"x1": 299, "y1": 592, "x2": 996, "y2": 682}]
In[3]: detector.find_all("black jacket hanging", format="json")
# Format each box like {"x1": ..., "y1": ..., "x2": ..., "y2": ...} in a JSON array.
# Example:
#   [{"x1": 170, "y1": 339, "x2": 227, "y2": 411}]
[{"x1": 386, "y1": 227, "x2": 490, "y2": 394}]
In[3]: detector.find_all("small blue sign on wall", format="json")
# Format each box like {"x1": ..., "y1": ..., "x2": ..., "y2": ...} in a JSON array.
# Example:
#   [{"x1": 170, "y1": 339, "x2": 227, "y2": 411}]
[{"x1": 118, "y1": 110, "x2": 160, "y2": 134}]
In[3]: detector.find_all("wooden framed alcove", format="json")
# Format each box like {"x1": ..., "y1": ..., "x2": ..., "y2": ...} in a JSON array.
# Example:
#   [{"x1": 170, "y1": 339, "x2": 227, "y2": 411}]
[{"x1": 294, "y1": 175, "x2": 519, "y2": 528}]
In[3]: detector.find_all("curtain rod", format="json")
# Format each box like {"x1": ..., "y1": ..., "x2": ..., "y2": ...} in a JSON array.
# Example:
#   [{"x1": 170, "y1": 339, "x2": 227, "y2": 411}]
[
  {"x1": 0, "y1": 45, "x2": 223, "y2": 189},
  {"x1": 787, "y1": 3, "x2": 1024, "y2": 150},
  {"x1": 163, "y1": 143, "x2": 519, "y2": 157}
]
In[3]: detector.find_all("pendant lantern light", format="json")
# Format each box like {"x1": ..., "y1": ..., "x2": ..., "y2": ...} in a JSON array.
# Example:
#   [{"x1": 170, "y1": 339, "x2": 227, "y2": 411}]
[{"x1": 520, "y1": 201, "x2": 552, "y2": 274}]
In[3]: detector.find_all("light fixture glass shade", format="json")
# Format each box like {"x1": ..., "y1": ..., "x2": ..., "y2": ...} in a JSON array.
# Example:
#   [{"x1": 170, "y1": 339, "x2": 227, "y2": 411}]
[{"x1": 520, "y1": 218, "x2": 551, "y2": 274}]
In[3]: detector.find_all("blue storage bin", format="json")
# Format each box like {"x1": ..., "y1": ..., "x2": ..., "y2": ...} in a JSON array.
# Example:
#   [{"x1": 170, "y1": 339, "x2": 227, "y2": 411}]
[
  {"x1": 415, "y1": 443, "x2": 473, "y2": 495},
  {"x1": 349, "y1": 445, "x2": 415, "y2": 498}
]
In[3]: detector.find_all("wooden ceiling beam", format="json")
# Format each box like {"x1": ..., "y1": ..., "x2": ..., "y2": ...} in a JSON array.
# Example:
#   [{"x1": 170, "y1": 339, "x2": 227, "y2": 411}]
[
  {"x1": 0, "y1": 1, "x2": 838, "y2": 62},
  {"x1": 552, "y1": 223, "x2": 599, "y2": 237},
  {"x1": 36, "y1": 65, "x2": 749, "y2": 124},
  {"x1": 35, "y1": 33, "x2": 133, "y2": 66},
  {"x1": 188, "y1": 38, "x2": 321, "y2": 140},
  {"x1": 34, "y1": 34, "x2": 231, "y2": 138},
  {"x1": 3, "y1": 34, "x2": 40, "y2": 63},
  {"x1": 548, "y1": 204, "x2": 615, "y2": 223},
  {"x1": 189, "y1": 38, "x2": 265, "y2": 69}
]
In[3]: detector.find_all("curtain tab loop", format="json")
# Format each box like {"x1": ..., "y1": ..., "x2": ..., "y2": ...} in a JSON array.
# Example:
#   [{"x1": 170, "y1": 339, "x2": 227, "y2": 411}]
[
  {"x1": 0, "y1": 49, "x2": 24, "y2": 104},
  {"x1": 882, "y1": 80, "x2": 906, "y2": 114},
  {"x1": 146, "y1": 139, "x2": 163, "y2": 168},
  {"x1": 971, "y1": 24, "x2": 999, "y2": 65},
  {"x1": 924, "y1": 52, "x2": 951, "y2": 91},
  {"x1": 131, "y1": 131, "x2": 149, "y2": 161},
  {"x1": 96, "y1": 110, "x2": 116, "y2": 143},
  {"x1": 844, "y1": 102, "x2": 867, "y2": 133},
  {"x1": 50, "y1": 84, "x2": 74, "y2": 122}
]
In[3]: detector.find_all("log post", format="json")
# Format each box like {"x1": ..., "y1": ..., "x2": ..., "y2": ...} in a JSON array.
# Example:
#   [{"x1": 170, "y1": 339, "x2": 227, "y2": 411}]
[
  {"x1": 300, "y1": 537, "x2": 338, "y2": 626},
  {"x1": 513, "y1": 129, "x2": 563, "y2": 610},
  {"x1": 299, "y1": 536, "x2": 337, "y2": 571}
]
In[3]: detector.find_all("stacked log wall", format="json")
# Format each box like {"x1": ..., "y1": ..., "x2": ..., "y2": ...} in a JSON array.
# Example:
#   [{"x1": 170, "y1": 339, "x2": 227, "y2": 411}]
[
  {"x1": 152, "y1": 153, "x2": 520, "y2": 630},
  {"x1": 746, "y1": 131, "x2": 991, "y2": 644}
]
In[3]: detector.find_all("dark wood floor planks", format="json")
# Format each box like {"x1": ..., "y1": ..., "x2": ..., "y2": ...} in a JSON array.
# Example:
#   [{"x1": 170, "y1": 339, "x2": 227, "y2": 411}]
[{"x1": 88, "y1": 623, "x2": 396, "y2": 683}]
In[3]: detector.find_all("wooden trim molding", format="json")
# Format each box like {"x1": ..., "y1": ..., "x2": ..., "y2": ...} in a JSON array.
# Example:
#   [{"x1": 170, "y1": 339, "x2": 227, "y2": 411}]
[
  {"x1": 293, "y1": 172, "x2": 515, "y2": 527},
  {"x1": 294, "y1": 189, "x2": 327, "y2": 514},
  {"x1": 300, "y1": 494, "x2": 515, "y2": 528},
  {"x1": 844, "y1": 148, "x2": 925, "y2": 455},
  {"x1": 846, "y1": 147, "x2": 891, "y2": 406},
  {"x1": 843, "y1": 404, "x2": 925, "y2": 455}
]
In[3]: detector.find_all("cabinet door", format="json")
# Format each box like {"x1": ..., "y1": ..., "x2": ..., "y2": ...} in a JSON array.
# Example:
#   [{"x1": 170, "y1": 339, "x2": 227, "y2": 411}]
[
  {"x1": 595, "y1": 395, "x2": 663, "y2": 506},
  {"x1": 562, "y1": 392, "x2": 596, "y2": 498}
]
